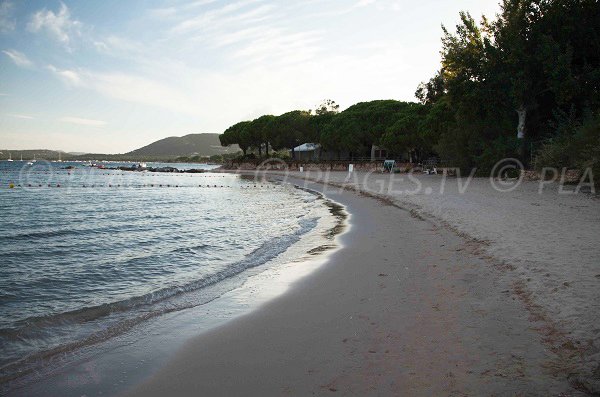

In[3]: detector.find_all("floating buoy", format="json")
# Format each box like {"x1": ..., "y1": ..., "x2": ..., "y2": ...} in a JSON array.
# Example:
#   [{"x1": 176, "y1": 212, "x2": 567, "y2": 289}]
[{"x1": 9, "y1": 183, "x2": 14, "y2": 189}]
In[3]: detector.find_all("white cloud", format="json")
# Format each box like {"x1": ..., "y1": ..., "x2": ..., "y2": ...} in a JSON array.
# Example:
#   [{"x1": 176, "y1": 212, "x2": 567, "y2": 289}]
[
  {"x1": 27, "y1": 2, "x2": 82, "y2": 49},
  {"x1": 48, "y1": 64, "x2": 198, "y2": 115},
  {"x1": 2, "y1": 49, "x2": 34, "y2": 68},
  {"x1": 88, "y1": 72, "x2": 198, "y2": 115},
  {"x1": 147, "y1": 7, "x2": 178, "y2": 19},
  {"x1": 47, "y1": 65, "x2": 83, "y2": 86},
  {"x1": 93, "y1": 35, "x2": 143, "y2": 57},
  {"x1": 164, "y1": 2, "x2": 323, "y2": 68},
  {"x1": 9, "y1": 113, "x2": 34, "y2": 119},
  {"x1": 146, "y1": 0, "x2": 221, "y2": 20},
  {"x1": 355, "y1": 0, "x2": 377, "y2": 7},
  {"x1": 0, "y1": 1, "x2": 15, "y2": 32},
  {"x1": 170, "y1": 0, "x2": 267, "y2": 35},
  {"x1": 59, "y1": 116, "x2": 106, "y2": 126},
  {"x1": 231, "y1": 29, "x2": 322, "y2": 66}
]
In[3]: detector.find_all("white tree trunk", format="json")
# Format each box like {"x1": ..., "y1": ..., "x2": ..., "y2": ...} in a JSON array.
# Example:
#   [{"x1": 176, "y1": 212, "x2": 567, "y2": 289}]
[{"x1": 517, "y1": 106, "x2": 526, "y2": 139}]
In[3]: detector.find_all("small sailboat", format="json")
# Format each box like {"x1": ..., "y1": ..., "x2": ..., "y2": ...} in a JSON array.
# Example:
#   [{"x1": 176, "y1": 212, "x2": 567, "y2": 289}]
[
  {"x1": 32, "y1": 154, "x2": 37, "y2": 163},
  {"x1": 7, "y1": 152, "x2": 13, "y2": 162}
]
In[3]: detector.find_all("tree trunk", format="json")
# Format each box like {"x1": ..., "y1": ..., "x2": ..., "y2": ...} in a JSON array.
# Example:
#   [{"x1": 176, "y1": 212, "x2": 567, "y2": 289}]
[
  {"x1": 516, "y1": 105, "x2": 527, "y2": 165},
  {"x1": 516, "y1": 106, "x2": 526, "y2": 139},
  {"x1": 291, "y1": 148, "x2": 295, "y2": 160},
  {"x1": 258, "y1": 145, "x2": 262, "y2": 157},
  {"x1": 242, "y1": 148, "x2": 247, "y2": 156},
  {"x1": 265, "y1": 142, "x2": 269, "y2": 157}
]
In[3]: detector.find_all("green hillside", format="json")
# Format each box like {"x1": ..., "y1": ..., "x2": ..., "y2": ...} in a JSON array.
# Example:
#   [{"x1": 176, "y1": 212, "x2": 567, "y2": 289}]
[
  {"x1": 0, "y1": 150, "x2": 68, "y2": 161},
  {"x1": 1, "y1": 134, "x2": 240, "y2": 162},
  {"x1": 126, "y1": 133, "x2": 239, "y2": 157}
]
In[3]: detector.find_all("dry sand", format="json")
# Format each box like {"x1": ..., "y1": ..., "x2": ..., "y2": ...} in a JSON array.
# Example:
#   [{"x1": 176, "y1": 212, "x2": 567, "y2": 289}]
[
  {"x1": 124, "y1": 174, "x2": 592, "y2": 396},
  {"x1": 283, "y1": 170, "x2": 600, "y2": 394}
]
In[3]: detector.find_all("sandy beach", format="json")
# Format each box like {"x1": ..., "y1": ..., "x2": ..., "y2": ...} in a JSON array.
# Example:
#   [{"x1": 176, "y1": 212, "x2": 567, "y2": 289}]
[{"x1": 124, "y1": 172, "x2": 597, "y2": 396}]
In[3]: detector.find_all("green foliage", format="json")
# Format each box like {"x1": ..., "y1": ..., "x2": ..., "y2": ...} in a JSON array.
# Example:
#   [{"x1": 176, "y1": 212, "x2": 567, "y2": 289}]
[
  {"x1": 313, "y1": 99, "x2": 340, "y2": 116},
  {"x1": 380, "y1": 103, "x2": 429, "y2": 162},
  {"x1": 420, "y1": 0, "x2": 600, "y2": 172},
  {"x1": 323, "y1": 100, "x2": 414, "y2": 155},
  {"x1": 220, "y1": 121, "x2": 252, "y2": 155},
  {"x1": 270, "y1": 110, "x2": 312, "y2": 158},
  {"x1": 536, "y1": 112, "x2": 600, "y2": 182},
  {"x1": 218, "y1": 0, "x2": 599, "y2": 171}
]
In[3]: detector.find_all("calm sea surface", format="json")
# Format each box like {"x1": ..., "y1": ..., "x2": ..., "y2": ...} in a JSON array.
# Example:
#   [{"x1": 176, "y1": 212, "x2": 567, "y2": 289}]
[{"x1": 0, "y1": 160, "x2": 337, "y2": 386}]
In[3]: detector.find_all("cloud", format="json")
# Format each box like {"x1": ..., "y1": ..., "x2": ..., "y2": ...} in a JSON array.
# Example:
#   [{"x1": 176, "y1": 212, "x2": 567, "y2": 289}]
[
  {"x1": 48, "y1": 64, "x2": 197, "y2": 115},
  {"x1": 148, "y1": 0, "x2": 219, "y2": 18},
  {"x1": 2, "y1": 49, "x2": 34, "y2": 68},
  {"x1": 0, "y1": 1, "x2": 15, "y2": 32},
  {"x1": 9, "y1": 113, "x2": 34, "y2": 119},
  {"x1": 163, "y1": 2, "x2": 323, "y2": 68},
  {"x1": 27, "y1": 2, "x2": 82, "y2": 49},
  {"x1": 59, "y1": 116, "x2": 106, "y2": 126},
  {"x1": 355, "y1": 0, "x2": 377, "y2": 7},
  {"x1": 170, "y1": 0, "x2": 268, "y2": 35},
  {"x1": 93, "y1": 35, "x2": 143, "y2": 57},
  {"x1": 47, "y1": 64, "x2": 83, "y2": 86},
  {"x1": 231, "y1": 29, "x2": 322, "y2": 66}
]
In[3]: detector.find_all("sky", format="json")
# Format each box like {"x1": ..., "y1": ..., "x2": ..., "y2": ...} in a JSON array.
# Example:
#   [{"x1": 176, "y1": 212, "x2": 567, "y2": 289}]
[{"x1": 0, "y1": 0, "x2": 501, "y2": 154}]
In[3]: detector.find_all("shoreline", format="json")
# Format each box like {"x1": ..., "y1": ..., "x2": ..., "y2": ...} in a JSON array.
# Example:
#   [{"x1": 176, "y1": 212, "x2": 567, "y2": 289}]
[
  {"x1": 3, "y1": 178, "x2": 347, "y2": 396},
  {"x1": 124, "y1": 174, "x2": 580, "y2": 396}
]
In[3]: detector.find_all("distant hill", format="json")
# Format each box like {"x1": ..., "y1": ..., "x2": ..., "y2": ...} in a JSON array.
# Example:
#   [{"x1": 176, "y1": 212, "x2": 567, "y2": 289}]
[
  {"x1": 126, "y1": 133, "x2": 239, "y2": 157},
  {"x1": 1, "y1": 134, "x2": 240, "y2": 162},
  {"x1": 0, "y1": 149, "x2": 68, "y2": 161}
]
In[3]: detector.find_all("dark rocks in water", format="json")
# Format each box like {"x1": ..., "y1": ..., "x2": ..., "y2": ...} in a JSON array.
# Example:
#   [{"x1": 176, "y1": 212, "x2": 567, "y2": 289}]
[
  {"x1": 118, "y1": 166, "x2": 137, "y2": 171},
  {"x1": 64, "y1": 165, "x2": 76, "y2": 169},
  {"x1": 114, "y1": 165, "x2": 206, "y2": 174},
  {"x1": 149, "y1": 167, "x2": 179, "y2": 173}
]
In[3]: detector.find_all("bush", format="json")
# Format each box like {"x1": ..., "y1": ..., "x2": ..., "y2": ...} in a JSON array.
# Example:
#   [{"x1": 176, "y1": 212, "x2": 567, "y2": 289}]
[{"x1": 536, "y1": 112, "x2": 600, "y2": 185}]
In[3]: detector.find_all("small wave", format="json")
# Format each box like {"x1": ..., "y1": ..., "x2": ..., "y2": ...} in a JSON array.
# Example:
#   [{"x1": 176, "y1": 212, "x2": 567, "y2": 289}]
[
  {"x1": 0, "y1": 228, "x2": 75, "y2": 241},
  {"x1": 0, "y1": 224, "x2": 137, "y2": 242},
  {"x1": 6, "y1": 219, "x2": 317, "y2": 337},
  {"x1": 0, "y1": 217, "x2": 319, "y2": 383}
]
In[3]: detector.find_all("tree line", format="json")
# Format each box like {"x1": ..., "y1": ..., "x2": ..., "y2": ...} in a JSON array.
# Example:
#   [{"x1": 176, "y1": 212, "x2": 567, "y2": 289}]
[{"x1": 220, "y1": 0, "x2": 599, "y2": 175}]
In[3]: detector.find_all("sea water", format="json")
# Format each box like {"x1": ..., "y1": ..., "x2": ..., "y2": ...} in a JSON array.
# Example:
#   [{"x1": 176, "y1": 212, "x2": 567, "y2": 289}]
[{"x1": 0, "y1": 161, "x2": 341, "y2": 391}]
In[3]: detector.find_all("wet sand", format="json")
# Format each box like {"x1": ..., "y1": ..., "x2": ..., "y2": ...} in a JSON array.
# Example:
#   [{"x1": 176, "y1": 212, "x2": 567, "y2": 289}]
[{"x1": 124, "y1": 175, "x2": 584, "y2": 396}]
